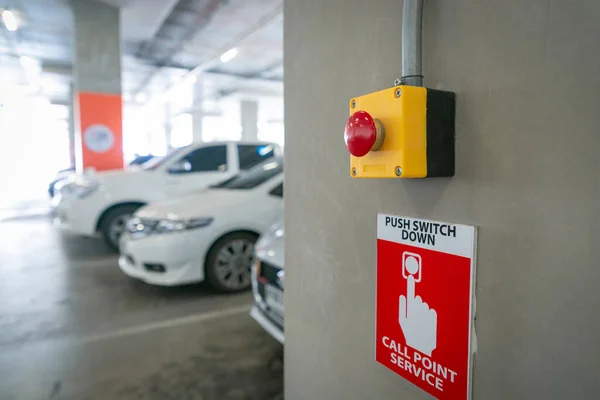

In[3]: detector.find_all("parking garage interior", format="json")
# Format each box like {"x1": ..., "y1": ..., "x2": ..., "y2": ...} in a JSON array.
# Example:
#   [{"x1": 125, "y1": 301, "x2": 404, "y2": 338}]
[{"x1": 2, "y1": 0, "x2": 600, "y2": 399}]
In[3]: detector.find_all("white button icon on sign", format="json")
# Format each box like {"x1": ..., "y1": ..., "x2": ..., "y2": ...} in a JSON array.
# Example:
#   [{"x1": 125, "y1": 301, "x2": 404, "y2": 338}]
[
  {"x1": 399, "y1": 251, "x2": 437, "y2": 356},
  {"x1": 402, "y1": 252, "x2": 422, "y2": 282}
]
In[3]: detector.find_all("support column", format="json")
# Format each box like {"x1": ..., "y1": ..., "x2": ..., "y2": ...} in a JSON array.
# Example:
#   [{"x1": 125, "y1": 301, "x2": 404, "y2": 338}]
[
  {"x1": 164, "y1": 102, "x2": 173, "y2": 151},
  {"x1": 68, "y1": 83, "x2": 76, "y2": 167},
  {"x1": 192, "y1": 77, "x2": 204, "y2": 143},
  {"x1": 72, "y1": 1, "x2": 123, "y2": 172},
  {"x1": 240, "y1": 99, "x2": 258, "y2": 141}
]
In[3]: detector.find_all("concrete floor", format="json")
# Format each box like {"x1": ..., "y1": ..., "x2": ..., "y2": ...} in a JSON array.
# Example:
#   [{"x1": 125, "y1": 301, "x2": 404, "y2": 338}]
[{"x1": 0, "y1": 216, "x2": 283, "y2": 400}]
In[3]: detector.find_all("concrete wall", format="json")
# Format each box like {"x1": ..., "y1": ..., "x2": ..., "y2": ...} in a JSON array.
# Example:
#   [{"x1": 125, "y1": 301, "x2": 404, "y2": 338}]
[{"x1": 284, "y1": 1, "x2": 600, "y2": 399}]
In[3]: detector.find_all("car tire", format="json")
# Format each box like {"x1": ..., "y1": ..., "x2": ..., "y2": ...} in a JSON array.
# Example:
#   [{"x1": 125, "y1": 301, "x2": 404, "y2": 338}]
[
  {"x1": 100, "y1": 205, "x2": 141, "y2": 252},
  {"x1": 205, "y1": 232, "x2": 258, "y2": 292}
]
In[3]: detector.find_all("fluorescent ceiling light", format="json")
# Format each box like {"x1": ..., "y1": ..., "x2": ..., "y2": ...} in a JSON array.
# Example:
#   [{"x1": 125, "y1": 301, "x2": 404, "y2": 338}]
[
  {"x1": 19, "y1": 56, "x2": 39, "y2": 71},
  {"x1": 135, "y1": 92, "x2": 148, "y2": 103},
  {"x1": 2, "y1": 10, "x2": 17, "y2": 31},
  {"x1": 184, "y1": 75, "x2": 197, "y2": 85},
  {"x1": 19, "y1": 56, "x2": 41, "y2": 92},
  {"x1": 219, "y1": 48, "x2": 238, "y2": 63}
]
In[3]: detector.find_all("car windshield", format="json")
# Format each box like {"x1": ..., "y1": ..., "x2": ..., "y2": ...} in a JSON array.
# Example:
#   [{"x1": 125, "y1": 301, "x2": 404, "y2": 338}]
[
  {"x1": 211, "y1": 158, "x2": 283, "y2": 190},
  {"x1": 142, "y1": 146, "x2": 191, "y2": 170}
]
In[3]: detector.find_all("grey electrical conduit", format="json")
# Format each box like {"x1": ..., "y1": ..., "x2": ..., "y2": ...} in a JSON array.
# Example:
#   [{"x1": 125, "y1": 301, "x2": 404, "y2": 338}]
[{"x1": 401, "y1": 0, "x2": 424, "y2": 87}]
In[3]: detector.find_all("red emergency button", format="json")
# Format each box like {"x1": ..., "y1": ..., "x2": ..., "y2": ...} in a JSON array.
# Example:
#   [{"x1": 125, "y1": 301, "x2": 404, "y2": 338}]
[{"x1": 344, "y1": 110, "x2": 384, "y2": 157}]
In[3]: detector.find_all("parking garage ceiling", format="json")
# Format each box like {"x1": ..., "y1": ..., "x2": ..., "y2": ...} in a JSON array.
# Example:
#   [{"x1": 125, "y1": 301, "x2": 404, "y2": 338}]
[{"x1": 0, "y1": 0, "x2": 283, "y2": 106}]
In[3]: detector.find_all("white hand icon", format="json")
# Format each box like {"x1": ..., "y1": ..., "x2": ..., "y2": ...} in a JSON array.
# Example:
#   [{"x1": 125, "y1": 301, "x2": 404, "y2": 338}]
[{"x1": 399, "y1": 258, "x2": 437, "y2": 356}]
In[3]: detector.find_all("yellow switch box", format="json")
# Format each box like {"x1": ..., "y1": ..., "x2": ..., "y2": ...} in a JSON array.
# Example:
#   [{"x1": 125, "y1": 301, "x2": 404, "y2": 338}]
[{"x1": 348, "y1": 85, "x2": 455, "y2": 178}]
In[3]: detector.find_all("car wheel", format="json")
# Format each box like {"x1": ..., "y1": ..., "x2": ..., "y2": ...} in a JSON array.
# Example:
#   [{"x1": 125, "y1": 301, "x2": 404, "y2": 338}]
[
  {"x1": 100, "y1": 205, "x2": 140, "y2": 252},
  {"x1": 205, "y1": 232, "x2": 258, "y2": 292}
]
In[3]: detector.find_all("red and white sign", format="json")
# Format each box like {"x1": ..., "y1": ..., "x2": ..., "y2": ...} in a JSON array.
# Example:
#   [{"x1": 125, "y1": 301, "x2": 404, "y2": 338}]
[{"x1": 376, "y1": 213, "x2": 476, "y2": 400}]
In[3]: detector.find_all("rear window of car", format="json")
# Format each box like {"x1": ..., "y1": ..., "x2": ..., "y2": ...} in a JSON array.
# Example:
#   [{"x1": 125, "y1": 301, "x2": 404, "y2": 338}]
[{"x1": 237, "y1": 144, "x2": 276, "y2": 170}]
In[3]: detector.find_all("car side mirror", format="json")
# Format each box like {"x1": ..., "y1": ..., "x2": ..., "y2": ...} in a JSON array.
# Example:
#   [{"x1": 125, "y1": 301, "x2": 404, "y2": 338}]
[{"x1": 168, "y1": 160, "x2": 191, "y2": 174}]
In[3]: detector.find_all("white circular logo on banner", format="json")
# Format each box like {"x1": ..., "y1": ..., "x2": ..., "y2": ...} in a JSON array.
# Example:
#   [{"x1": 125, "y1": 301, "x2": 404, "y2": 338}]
[{"x1": 84, "y1": 124, "x2": 114, "y2": 153}]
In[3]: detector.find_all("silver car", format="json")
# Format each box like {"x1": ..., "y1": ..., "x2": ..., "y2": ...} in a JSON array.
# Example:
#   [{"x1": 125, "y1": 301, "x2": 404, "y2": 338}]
[{"x1": 250, "y1": 220, "x2": 284, "y2": 344}]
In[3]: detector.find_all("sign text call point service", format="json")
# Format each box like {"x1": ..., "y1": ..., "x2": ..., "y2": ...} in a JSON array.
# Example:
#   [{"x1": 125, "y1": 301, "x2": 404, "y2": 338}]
[{"x1": 376, "y1": 213, "x2": 476, "y2": 400}]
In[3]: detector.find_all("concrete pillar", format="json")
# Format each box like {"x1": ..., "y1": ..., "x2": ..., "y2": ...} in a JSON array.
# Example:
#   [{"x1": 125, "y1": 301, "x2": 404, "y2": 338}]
[
  {"x1": 240, "y1": 99, "x2": 258, "y2": 141},
  {"x1": 192, "y1": 78, "x2": 203, "y2": 143},
  {"x1": 71, "y1": 1, "x2": 123, "y2": 172},
  {"x1": 68, "y1": 83, "x2": 76, "y2": 167},
  {"x1": 164, "y1": 102, "x2": 173, "y2": 150}
]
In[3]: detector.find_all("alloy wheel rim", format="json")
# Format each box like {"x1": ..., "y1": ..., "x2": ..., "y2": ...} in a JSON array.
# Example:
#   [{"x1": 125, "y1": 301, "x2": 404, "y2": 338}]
[
  {"x1": 214, "y1": 238, "x2": 255, "y2": 289},
  {"x1": 109, "y1": 214, "x2": 131, "y2": 246}
]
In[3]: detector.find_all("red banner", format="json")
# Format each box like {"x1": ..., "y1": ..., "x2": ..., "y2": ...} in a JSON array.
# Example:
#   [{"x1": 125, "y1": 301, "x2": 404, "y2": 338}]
[{"x1": 76, "y1": 92, "x2": 123, "y2": 172}]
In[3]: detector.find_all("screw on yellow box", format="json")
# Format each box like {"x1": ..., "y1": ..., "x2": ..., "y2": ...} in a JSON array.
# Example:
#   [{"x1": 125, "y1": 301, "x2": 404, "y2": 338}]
[{"x1": 347, "y1": 85, "x2": 455, "y2": 178}]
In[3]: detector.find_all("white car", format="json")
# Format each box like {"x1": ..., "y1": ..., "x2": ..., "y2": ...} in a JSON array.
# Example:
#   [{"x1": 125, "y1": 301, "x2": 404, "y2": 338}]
[
  {"x1": 250, "y1": 220, "x2": 284, "y2": 344},
  {"x1": 52, "y1": 141, "x2": 280, "y2": 250},
  {"x1": 118, "y1": 158, "x2": 284, "y2": 291}
]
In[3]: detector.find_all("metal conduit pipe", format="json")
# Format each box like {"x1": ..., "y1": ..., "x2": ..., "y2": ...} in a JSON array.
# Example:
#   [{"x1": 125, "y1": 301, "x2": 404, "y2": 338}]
[{"x1": 401, "y1": 0, "x2": 424, "y2": 87}]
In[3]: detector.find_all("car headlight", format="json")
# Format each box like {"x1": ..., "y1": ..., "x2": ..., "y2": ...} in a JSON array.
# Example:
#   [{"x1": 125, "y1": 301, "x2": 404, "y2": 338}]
[
  {"x1": 58, "y1": 178, "x2": 99, "y2": 198},
  {"x1": 71, "y1": 181, "x2": 99, "y2": 198},
  {"x1": 155, "y1": 217, "x2": 214, "y2": 232},
  {"x1": 126, "y1": 217, "x2": 152, "y2": 238},
  {"x1": 126, "y1": 217, "x2": 213, "y2": 239}
]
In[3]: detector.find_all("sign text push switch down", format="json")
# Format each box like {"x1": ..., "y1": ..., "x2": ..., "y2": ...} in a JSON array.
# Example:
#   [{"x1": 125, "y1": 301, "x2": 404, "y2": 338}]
[{"x1": 344, "y1": 86, "x2": 456, "y2": 179}]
